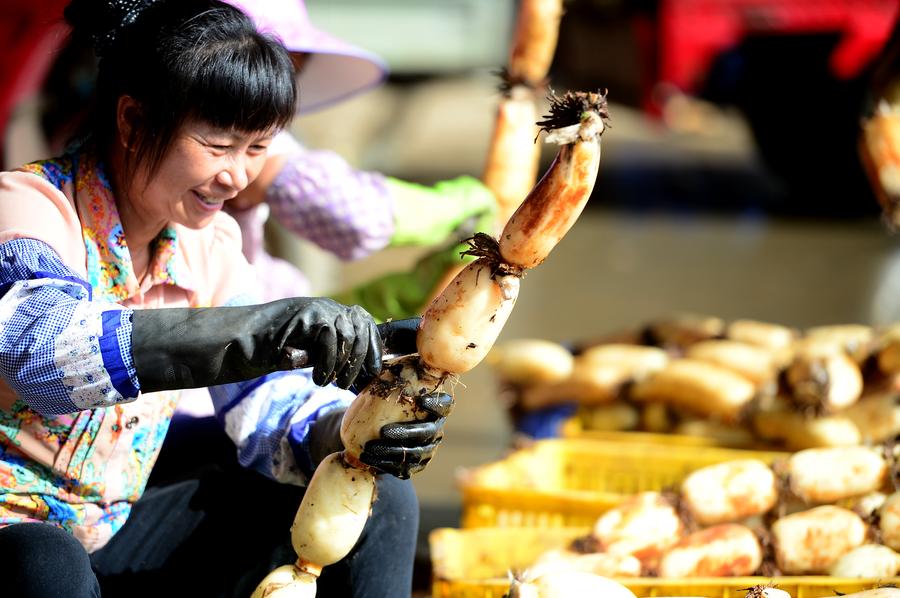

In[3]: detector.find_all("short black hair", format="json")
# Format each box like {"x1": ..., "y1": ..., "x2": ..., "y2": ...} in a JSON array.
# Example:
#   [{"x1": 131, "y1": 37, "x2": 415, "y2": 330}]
[{"x1": 65, "y1": 0, "x2": 296, "y2": 179}]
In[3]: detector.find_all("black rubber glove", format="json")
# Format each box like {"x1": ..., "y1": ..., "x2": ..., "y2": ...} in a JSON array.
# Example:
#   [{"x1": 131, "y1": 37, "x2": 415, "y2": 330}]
[
  {"x1": 132, "y1": 297, "x2": 381, "y2": 392},
  {"x1": 360, "y1": 391, "x2": 454, "y2": 479},
  {"x1": 348, "y1": 316, "x2": 422, "y2": 393},
  {"x1": 305, "y1": 391, "x2": 453, "y2": 477},
  {"x1": 374, "y1": 316, "x2": 420, "y2": 357}
]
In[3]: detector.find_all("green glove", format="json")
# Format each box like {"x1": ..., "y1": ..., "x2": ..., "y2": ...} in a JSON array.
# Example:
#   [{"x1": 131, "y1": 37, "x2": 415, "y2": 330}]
[
  {"x1": 387, "y1": 175, "x2": 497, "y2": 247},
  {"x1": 331, "y1": 238, "x2": 469, "y2": 323}
]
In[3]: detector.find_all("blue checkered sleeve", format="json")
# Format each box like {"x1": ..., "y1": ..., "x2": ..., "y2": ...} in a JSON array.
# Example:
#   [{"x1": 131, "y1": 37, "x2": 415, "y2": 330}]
[
  {"x1": 0, "y1": 239, "x2": 139, "y2": 414},
  {"x1": 208, "y1": 294, "x2": 353, "y2": 485}
]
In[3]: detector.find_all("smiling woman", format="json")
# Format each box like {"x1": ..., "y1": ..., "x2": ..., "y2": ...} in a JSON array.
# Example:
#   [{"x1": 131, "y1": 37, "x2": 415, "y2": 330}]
[
  {"x1": 0, "y1": 1, "x2": 441, "y2": 597},
  {"x1": 115, "y1": 117, "x2": 279, "y2": 270}
]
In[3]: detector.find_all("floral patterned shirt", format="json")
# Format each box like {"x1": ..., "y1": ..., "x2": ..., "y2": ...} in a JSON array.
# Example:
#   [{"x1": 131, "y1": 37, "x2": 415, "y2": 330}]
[{"x1": 0, "y1": 152, "x2": 353, "y2": 552}]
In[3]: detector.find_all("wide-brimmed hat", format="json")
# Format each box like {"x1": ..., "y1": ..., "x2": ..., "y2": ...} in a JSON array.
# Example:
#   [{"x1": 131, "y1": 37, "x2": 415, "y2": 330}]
[{"x1": 227, "y1": 0, "x2": 388, "y2": 114}]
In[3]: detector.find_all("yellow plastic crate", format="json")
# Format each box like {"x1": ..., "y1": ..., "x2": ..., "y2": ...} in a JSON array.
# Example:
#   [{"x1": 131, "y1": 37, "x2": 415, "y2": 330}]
[
  {"x1": 459, "y1": 438, "x2": 788, "y2": 528},
  {"x1": 430, "y1": 527, "x2": 587, "y2": 582},
  {"x1": 560, "y1": 413, "x2": 775, "y2": 450},
  {"x1": 429, "y1": 526, "x2": 900, "y2": 598},
  {"x1": 432, "y1": 576, "x2": 899, "y2": 598},
  {"x1": 559, "y1": 419, "x2": 723, "y2": 447}
]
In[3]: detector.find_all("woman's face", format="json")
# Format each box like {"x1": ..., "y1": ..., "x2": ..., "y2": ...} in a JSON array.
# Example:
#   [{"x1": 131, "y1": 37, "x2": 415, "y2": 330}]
[{"x1": 130, "y1": 119, "x2": 276, "y2": 230}]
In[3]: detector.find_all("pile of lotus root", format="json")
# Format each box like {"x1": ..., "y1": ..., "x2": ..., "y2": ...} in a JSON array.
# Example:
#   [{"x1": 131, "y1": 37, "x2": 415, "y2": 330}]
[
  {"x1": 489, "y1": 316, "x2": 900, "y2": 450},
  {"x1": 515, "y1": 448, "x2": 900, "y2": 579}
]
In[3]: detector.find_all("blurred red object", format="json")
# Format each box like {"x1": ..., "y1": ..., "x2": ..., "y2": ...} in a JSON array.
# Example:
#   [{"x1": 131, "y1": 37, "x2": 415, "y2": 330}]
[
  {"x1": 650, "y1": 0, "x2": 899, "y2": 105},
  {"x1": 0, "y1": 1, "x2": 69, "y2": 156}
]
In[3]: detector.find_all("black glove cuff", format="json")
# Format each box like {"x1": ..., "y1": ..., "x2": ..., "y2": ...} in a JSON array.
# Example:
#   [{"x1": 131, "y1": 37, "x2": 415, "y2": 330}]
[
  {"x1": 132, "y1": 306, "x2": 285, "y2": 392},
  {"x1": 376, "y1": 317, "x2": 421, "y2": 356}
]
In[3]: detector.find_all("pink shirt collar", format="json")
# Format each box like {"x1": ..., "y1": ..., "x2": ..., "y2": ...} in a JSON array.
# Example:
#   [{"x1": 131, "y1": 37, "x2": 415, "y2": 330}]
[{"x1": 22, "y1": 153, "x2": 196, "y2": 302}]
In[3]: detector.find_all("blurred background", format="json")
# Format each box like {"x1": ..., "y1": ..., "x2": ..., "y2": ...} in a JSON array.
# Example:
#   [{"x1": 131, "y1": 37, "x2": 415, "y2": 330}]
[{"x1": 4, "y1": 0, "x2": 900, "y2": 590}]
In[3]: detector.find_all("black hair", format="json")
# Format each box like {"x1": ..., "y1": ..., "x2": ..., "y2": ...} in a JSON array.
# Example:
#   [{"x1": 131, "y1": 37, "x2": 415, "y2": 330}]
[{"x1": 64, "y1": 0, "x2": 297, "y2": 180}]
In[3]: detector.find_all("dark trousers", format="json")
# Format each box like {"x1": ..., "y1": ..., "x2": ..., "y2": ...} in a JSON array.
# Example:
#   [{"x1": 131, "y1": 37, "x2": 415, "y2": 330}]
[{"x1": 0, "y1": 448, "x2": 418, "y2": 597}]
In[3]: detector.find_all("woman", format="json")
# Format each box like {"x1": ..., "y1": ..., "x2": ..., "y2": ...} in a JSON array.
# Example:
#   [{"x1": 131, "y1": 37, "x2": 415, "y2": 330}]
[
  {"x1": 222, "y1": 0, "x2": 498, "y2": 317},
  {"x1": 0, "y1": 1, "x2": 448, "y2": 596},
  {"x1": 31, "y1": 0, "x2": 497, "y2": 319}
]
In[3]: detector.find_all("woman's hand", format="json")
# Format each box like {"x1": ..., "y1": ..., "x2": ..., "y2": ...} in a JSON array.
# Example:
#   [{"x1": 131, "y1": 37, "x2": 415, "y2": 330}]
[
  {"x1": 359, "y1": 391, "x2": 453, "y2": 479},
  {"x1": 280, "y1": 298, "x2": 382, "y2": 388},
  {"x1": 304, "y1": 390, "x2": 452, "y2": 478},
  {"x1": 131, "y1": 297, "x2": 382, "y2": 392},
  {"x1": 386, "y1": 175, "x2": 497, "y2": 247}
]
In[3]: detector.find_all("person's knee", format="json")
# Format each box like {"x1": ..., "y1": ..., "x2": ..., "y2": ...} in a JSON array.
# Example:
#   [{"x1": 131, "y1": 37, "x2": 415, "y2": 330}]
[
  {"x1": 353, "y1": 476, "x2": 419, "y2": 585},
  {"x1": 0, "y1": 522, "x2": 98, "y2": 597},
  {"x1": 368, "y1": 475, "x2": 419, "y2": 540}
]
